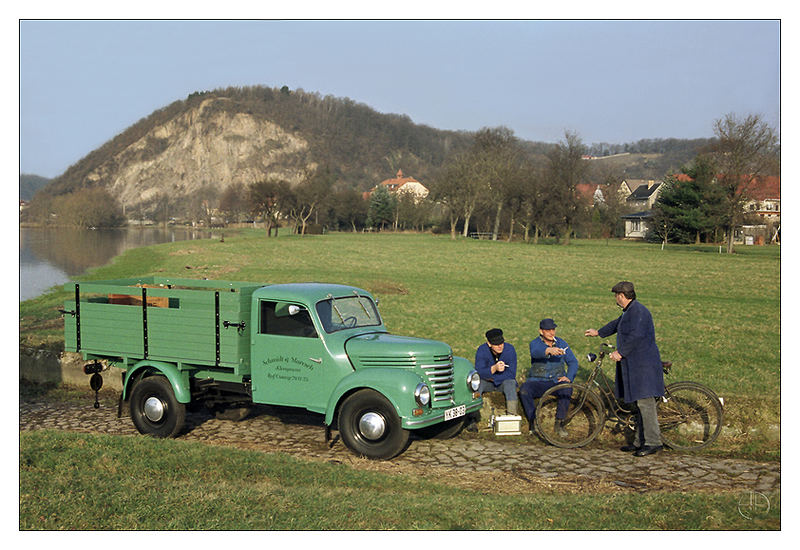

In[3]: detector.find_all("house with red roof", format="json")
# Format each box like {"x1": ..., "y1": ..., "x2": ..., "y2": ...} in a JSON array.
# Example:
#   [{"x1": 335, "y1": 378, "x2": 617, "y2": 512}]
[
  {"x1": 743, "y1": 175, "x2": 780, "y2": 220},
  {"x1": 364, "y1": 170, "x2": 429, "y2": 201}
]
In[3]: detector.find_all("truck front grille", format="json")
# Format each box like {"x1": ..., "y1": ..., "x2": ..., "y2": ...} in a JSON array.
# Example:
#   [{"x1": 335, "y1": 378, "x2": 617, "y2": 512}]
[{"x1": 421, "y1": 354, "x2": 455, "y2": 404}]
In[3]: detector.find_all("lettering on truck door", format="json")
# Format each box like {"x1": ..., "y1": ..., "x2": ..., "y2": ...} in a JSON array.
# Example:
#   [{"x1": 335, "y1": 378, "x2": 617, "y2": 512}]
[{"x1": 251, "y1": 300, "x2": 335, "y2": 411}]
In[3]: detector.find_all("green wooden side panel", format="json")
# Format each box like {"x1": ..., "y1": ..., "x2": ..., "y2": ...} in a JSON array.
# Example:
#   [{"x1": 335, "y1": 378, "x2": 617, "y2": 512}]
[{"x1": 62, "y1": 279, "x2": 260, "y2": 372}]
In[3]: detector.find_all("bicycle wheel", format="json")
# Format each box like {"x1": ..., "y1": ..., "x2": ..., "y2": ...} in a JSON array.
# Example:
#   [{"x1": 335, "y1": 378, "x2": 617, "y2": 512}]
[
  {"x1": 658, "y1": 381, "x2": 723, "y2": 451},
  {"x1": 535, "y1": 383, "x2": 605, "y2": 448}
]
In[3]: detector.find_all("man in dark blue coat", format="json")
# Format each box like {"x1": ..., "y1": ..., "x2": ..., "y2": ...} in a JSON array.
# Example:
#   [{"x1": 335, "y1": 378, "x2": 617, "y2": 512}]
[{"x1": 585, "y1": 281, "x2": 664, "y2": 456}]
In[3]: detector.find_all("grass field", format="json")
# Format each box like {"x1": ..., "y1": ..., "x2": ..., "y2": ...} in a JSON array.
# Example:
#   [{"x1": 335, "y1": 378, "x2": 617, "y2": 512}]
[
  {"x1": 19, "y1": 430, "x2": 780, "y2": 530},
  {"x1": 19, "y1": 230, "x2": 781, "y2": 530},
  {"x1": 21, "y1": 230, "x2": 780, "y2": 394}
]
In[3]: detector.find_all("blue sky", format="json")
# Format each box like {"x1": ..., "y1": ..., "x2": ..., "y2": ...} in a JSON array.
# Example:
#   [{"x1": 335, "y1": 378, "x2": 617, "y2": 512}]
[{"x1": 19, "y1": 19, "x2": 780, "y2": 178}]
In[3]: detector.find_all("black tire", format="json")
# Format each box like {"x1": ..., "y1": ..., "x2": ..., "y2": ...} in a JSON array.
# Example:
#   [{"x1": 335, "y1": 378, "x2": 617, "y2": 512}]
[
  {"x1": 415, "y1": 416, "x2": 467, "y2": 440},
  {"x1": 535, "y1": 383, "x2": 606, "y2": 448},
  {"x1": 338, "y1": 389, "x2": 410, "y2": 459},
  {"x1": 658, "y1": 381, "x2": 723, "y2": 451},
  {"x1": 130, "y1": 375, "x2": 186, "y2": 438}
]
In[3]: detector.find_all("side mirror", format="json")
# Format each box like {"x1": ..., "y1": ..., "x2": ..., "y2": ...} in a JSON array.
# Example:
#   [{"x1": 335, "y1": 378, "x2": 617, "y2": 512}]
[
  {"x1": 587, "y1": 353, "x2": 597, "y2": 362},
  {"x1": 288, "y1": 305, "x2": 303, "y2": 316}
]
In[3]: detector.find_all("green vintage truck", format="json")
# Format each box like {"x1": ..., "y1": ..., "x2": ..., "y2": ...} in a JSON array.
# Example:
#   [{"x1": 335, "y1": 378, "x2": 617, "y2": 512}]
[{"x1": 62, "y1": 276, "x2": 482, "y2": 459}]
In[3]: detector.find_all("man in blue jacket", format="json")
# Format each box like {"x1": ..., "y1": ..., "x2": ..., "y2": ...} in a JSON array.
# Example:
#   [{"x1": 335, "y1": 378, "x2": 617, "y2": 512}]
[
  {"x1": 585, "y1": 281, "x2": 665, "y2": 457},
  {"x1": 474, "y1": 328, "x2": 519, "y2": 415},
  {"x1": 519, "y1": 318, "x2": 579, "y2": 437}
]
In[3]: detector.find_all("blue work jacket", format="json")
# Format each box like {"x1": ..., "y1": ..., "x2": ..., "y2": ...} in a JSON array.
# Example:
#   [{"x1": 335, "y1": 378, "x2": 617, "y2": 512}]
[
  {"x1": 474, "y1": 342, "x2": 517, "y2": 387},
  {"x1": 597, "y1": 299, "x2": 664, "y2": 402},
  {"x1": 528, "y1": 336, "x2": 579, "y2": 381}
]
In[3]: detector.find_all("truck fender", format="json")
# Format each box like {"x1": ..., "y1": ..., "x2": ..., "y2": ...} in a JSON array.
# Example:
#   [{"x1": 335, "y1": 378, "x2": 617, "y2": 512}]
[
  {"x1": 451, "y1": 355, "x2": 481, "y2": 403},
  {"x1": 124, "y1": 360, "x2": 192, "y2": 404},
  {"x1": 323, "y1": 368, "x2": 423, "y2": 426},
  {"x1": 453, "y1": 355, "x2": 475, "y2": 376}
]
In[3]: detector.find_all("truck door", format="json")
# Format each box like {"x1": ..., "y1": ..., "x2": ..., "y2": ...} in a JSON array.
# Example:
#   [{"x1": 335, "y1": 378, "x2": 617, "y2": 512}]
[{"x1": 250, "y1": 300, "x2": 338, "y2": 412}]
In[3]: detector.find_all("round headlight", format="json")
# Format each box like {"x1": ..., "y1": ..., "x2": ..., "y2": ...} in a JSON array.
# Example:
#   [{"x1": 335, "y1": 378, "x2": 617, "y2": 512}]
[
  {"x1": 414, "y1": 383, "x2": 431, "y2": 406},
  {"x1": 468, "y1": 370, "x2": 481, "y2": 392}
]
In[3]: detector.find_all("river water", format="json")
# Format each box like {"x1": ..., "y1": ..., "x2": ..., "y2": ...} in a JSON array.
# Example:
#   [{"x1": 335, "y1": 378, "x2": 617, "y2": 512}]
[{"x1": 19, "y1": 226, "x2": 217, "y2": 301}]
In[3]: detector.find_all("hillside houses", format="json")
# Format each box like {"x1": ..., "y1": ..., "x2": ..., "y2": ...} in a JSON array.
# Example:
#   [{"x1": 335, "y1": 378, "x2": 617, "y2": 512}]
[{"x1": 615, "y1": 174, "x2": 780, "y2": 241}]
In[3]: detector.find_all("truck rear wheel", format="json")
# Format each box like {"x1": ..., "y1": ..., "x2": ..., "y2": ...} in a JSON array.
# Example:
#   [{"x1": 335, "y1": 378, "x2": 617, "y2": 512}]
[
  {"x1": 339, "y1": 389, "x2": 410, "y2": 460},
  {"x1": 130, "y1": 375, "x2": 186, "y2": 438}
]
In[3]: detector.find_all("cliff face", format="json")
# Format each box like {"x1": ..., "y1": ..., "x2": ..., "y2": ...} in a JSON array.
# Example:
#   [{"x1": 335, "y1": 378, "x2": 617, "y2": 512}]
[{"x1": 84, "y1": 97, "x2": 315, "y2": 209}]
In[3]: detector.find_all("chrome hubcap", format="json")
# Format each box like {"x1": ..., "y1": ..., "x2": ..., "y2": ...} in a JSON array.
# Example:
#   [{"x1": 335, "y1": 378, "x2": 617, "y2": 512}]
[
  {"x1": 143, "y1": 396, "x2": 165, "y2": 422},
  {"x1": 359, "y1": 412, "x2": 386, "y2": 440}
]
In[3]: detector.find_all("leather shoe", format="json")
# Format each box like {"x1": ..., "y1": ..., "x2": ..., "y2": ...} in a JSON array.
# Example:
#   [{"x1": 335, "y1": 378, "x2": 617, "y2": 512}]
[
  {"x1": 620, "y1": 444, "x2": 641, "y2": 452},
  {"x1": 633, "y1": 445, "x2": 663, "y2": 457}
]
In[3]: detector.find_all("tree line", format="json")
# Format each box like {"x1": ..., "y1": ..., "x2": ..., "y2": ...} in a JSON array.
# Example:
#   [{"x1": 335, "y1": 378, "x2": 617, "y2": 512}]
[{"x1": 210, "y1": 126, "x2": 633, "y2": 242}]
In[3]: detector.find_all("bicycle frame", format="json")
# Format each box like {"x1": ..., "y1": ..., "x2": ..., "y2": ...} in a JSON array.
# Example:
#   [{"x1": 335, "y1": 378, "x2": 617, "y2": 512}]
[{"x1": 583, "y1": 344, "x2": 637, "y2": 433}]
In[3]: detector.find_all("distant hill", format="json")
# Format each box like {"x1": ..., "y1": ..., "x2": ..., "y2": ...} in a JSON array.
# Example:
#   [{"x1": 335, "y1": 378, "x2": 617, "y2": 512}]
[
  {"x1": 34, "y1": 85, "x2": 709, "y2": 217},
  {"x1": 585, "y1": 138, "x2": 717, "y2": 179},
  {"x1": 20, "y1": 174, "x2": 51, "y2": 201}
]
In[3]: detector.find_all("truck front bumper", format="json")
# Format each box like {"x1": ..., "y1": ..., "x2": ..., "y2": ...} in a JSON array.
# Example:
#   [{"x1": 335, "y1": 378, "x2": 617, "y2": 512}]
[{"x1": 402, "y1": 399, "x2": 483, "y2": 429}]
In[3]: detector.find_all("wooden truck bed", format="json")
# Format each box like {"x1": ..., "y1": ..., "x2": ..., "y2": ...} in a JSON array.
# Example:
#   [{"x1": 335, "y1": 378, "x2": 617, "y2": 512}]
[{"x1": 63, "y1": 277, "x2": 263, "y2": 374}]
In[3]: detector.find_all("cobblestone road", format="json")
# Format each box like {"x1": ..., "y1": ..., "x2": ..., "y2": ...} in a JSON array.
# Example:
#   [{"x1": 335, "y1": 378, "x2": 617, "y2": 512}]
[{"x1": 20, "y1": 396, "x2": 780, "y2": 495}]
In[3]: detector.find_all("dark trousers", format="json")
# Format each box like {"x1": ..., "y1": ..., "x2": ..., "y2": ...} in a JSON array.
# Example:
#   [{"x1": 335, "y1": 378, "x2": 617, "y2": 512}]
[{"x1": 519, "y1": 379, "x2": 572, "y2": 424}]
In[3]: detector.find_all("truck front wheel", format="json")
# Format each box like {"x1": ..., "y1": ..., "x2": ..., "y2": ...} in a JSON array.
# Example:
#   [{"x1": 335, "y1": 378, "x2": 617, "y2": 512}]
[
  {"x1": 338, "y1": 390, "x2": 410, "y2": 460},
  {"x1": 130, "y1": 375, "x2": 186, "y2": 438}
]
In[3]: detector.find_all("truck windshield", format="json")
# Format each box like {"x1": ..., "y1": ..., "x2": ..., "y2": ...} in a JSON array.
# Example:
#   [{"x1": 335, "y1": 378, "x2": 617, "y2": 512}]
[{"x1": 315, "y1": 295, "x2": 382, "y2": 333}]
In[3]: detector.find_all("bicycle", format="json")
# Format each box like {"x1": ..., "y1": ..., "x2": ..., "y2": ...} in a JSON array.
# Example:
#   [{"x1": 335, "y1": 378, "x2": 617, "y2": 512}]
[{"x1": 534, "y1": 343, "x2": 724, "y2": 450}]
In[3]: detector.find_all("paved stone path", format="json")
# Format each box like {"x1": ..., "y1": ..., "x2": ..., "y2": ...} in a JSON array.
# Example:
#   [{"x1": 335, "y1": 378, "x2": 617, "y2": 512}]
[{"x1": 20, "y1": 396, "x2": 780, "y2": 495}]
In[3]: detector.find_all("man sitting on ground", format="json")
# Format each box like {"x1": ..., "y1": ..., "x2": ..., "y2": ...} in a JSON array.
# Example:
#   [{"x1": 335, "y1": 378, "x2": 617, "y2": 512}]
[
  {"x1": 474, "y1": 328, "x2": 519, "y2": 416},
  {"x1": 519, "y1": 318, "x2": 579, "y2": 436}
]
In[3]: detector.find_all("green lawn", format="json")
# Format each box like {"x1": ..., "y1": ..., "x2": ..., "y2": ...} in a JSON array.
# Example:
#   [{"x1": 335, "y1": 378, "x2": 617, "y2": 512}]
[
  {"x1": 21, "y1": 230, "x2": 780, "y2": 398},
  {"x1": 19, "y1": 430, "x2": 780, "y2": 530}
]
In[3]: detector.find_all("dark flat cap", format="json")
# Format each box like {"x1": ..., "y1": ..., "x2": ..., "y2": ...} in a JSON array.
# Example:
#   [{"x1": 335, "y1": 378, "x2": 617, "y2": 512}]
[{"x1": 485, "y1": 328, "x2": 504, "y2": 345}]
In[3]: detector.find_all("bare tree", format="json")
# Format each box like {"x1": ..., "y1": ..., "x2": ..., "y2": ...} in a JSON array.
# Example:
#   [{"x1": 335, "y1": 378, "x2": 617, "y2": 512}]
[
  {"x1": 472, "y1": 127, "x2": 522, "y2": 241},
  {"x1": 518, "y1": 160, "x2": 552, "y2": 244},
  {"x1": 249, "y1": 179, "x2": 286, "y2": 237},
  {"x1": 710, "y1": 113, "x2": 780, "y2": 253},
  {"x1": 546, "y1": 131, "x2": 590, "y2": 244},
  {"x1": 429, "y1": 156, "x2": 474, "y2": 239},
  {"x1": 294, "y1": 169, "x2": 333, "y2": 235},
  {"x1": 218, "y1": 183, "x2": 249, "y2": 224}
]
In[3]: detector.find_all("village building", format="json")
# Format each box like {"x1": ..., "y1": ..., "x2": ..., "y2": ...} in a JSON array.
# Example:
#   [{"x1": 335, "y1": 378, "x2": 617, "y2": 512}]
[
  {"x1": 617, "y1": 175, "x2": 780, "y2": 242},
  {"x1": 624, "y1": 179, "x2": 663, "y2": 210},
  {"x1": 365, "y1": 169, "x2": 429, "y2": 201}
]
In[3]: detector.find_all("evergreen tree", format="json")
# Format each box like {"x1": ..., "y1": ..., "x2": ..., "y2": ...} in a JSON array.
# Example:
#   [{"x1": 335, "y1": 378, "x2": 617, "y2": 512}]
[{"x1": 366, "y1": 185, "x2": 396, "y2": 230}]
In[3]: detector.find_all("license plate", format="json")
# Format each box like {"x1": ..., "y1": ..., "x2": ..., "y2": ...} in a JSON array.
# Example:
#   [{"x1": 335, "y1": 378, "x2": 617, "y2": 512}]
[{"x1": 444, "y1": 404, "x2": 466, "y2": 421}]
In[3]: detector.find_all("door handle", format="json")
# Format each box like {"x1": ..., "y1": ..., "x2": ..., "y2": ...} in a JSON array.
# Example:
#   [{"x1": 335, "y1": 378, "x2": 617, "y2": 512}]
[{"x1": 309, "y1": 357, "x2": 322, "y2": 364}]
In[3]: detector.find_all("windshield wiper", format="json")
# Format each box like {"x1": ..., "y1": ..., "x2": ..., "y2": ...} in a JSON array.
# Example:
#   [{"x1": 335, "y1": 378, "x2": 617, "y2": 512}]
[
  {"x1": 327, "y1": 293, "x2": 345, "y2": 322},
  {"x1": 353, "y1": 290, "x2": 372, "y2": 319}
]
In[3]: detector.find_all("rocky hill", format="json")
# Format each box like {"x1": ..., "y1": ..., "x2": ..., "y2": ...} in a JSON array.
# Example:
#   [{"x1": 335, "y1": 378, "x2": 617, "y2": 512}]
[
  {"x1": 36, "y1": 85, "x2": 708, "y2": 217},
  {"x1": 40, "y1": 86, "x2": 478, "y2": 215}
]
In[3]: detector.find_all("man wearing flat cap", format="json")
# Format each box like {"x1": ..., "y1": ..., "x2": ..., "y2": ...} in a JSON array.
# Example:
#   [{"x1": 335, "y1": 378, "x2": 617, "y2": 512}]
[
  {"x1": 519, "y1": 318, "x2": 579, "y2": 437},
  {"x1": 474, "y1": 328, "x2": 519, "y2": 415},
  {"x1": 585, "y1": 281, "x2": 665, "y2": 457}
]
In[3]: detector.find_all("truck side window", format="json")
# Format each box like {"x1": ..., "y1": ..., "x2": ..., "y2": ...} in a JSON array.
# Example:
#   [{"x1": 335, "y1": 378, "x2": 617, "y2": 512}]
[{"x1": 259, "y1": 301, "x2": 318, "y2": 338}]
